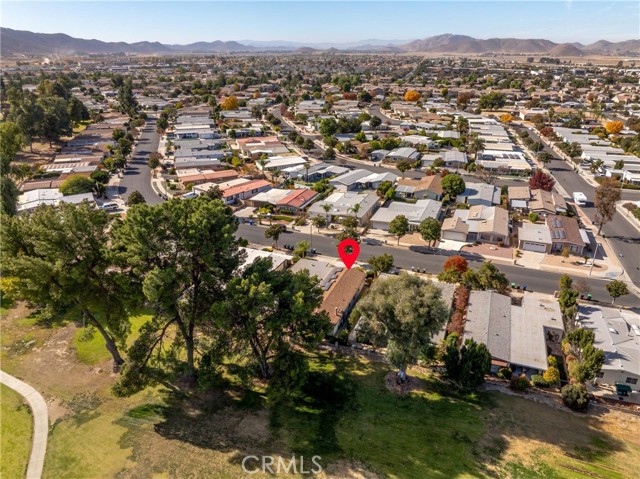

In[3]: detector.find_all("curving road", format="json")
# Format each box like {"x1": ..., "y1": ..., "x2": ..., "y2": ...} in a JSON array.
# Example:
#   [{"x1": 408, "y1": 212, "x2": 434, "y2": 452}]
[
  {"x1": 119, "y1": 117, "x2": 163, "y2": 205},
  {"x1": 0, "y1": 370, "x2": 48, "y2": 479}
]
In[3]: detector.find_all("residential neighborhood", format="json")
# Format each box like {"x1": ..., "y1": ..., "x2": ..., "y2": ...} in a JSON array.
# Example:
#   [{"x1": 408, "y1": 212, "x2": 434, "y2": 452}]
[{"x1": 1, "y1": 3, "x2": 640, "y2": 478}]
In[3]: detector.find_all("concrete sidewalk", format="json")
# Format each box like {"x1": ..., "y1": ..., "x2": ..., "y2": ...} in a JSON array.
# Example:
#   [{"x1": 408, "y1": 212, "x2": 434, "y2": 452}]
[{"x1": 1, "y1": 370, "x2": 48, "y2": 479}]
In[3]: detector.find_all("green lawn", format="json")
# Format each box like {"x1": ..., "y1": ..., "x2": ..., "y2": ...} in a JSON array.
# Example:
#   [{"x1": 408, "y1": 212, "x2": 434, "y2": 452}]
[
  {"x1": 72, "y1": 311, "x2": 152, "y2": 365},
  {"x1": 1, "y1": 384, "x2": 33, "y2": 479},
  {"x1": 3, "y1": 300, "x2": 640, "y2": 479}
]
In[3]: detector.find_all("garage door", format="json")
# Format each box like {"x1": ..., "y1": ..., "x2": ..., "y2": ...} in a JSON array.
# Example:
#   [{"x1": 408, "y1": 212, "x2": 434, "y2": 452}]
[{"x1": 522, "y1": 242, "x2": 547, "y2": 253}]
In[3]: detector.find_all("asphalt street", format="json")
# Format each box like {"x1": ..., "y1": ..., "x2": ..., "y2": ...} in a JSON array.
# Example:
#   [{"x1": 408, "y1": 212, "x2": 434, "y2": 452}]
[
  {"x1": 518, "y1": 126, "x2": 640, "y2": 286},
  {"x1": 119, "y1": 117, "x2": 163, "y2": 205},
  {"x1": 237, "y1": 223, "x2": 639, "y2": 309}
]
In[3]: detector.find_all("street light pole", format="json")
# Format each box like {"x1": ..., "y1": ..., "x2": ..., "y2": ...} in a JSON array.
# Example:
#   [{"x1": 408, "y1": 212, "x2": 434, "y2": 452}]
[{"x1": 589, "y1": 242, "x2": 600, "y2": 276}]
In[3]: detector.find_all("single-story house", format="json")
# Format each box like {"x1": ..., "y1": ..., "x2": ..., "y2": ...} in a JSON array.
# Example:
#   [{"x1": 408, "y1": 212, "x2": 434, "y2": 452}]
[
  {"x1": 17, "y1": 189, "x2": 95, "y2": 214},
  {"x1": 395, "y1": 175, "x2": 443, "y2": 200},
  {"x1": 276, "y1": 188, "x2": 318, "y2": 214},
  {"x1": 255, "y1": 156, "x2": 308, "y2": 172},
  {"x1": 386, "y1": 147, "x2": 421, "y2": 162},
  {"x1": 518, "y1": 222, "x2": 553, "y2": 253},
  {"x1": 508, "y1": 186, "x2": 531, "y2": 211},
  {"x1": 319, "y1": 268, "x2": 368, "y2": 335},
  {"x1": 440, "y1": 216, "x2": 469, "y2": 243},
  {"x1": 578, "y1": 305, "x2": 640, "y2": 392},
  {"x1": 529, "y1": 189, "x2": 568, "y2": 216},
  {"x1": 178, "y1": 169, "x2": 239, "y2": 189},
  {"x1": 370, "y1": 199, "x2": 443, "y2": 231},
  {"x1": 458, "y1": 182, "x2": 501, "y2": 207},
  {"x1": 371, "y1": 149, "x2": 390, "y2": 162},
  {"x1": 329, "y1": 169, "x2": 377, "y2": 191},
  {"x1": 291, "y1": 258, "x2": 342, "y2": 291},
  {"x1": 221, "y1": 179, "x2": 272, "y2": 205},
  {"x1": 308, "y1": 191, "x2": 379, "y2": 226},
  {"x1": 245, "y1": 188, "x2": 292, "y2": 208},
  {"x1": 442, "y1": 205, "x2": 510, "y2": 245},
  {"x1": 239, "y1": 247, "x2": 292, "y2": 272},
  {"x1": 464, "y1": 291, "x2": 564, "y2": 376},
  {"x1": 547, "y1": 215, "x2": 587, "y2": 255},
  {"x1": 442, "y1": 150, "x2": 468, "y2": 168}
]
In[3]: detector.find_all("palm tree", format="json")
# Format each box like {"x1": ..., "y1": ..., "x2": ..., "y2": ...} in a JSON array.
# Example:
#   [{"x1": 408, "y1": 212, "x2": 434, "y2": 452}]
[
  {"x1": 271, "y1": 169, "x2": 281, "y2": 185},
  {"x1": 321, "y1": 203, "x2": 332, "y2": 222},
  {"x1": 348, "y1": 203, "x2": 361, "y2": 220},
  {"x1": 256, "y1": 157, "x2": 269, "y2": 176},
  {"x1": 303, "y1": 161, "x2": 311, "y2": 183},
  {"x1": 468, "y1": 134, "x2": 485, "y2": 161}
]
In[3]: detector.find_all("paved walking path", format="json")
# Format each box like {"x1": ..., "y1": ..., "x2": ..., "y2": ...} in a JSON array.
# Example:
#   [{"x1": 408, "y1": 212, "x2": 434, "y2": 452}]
[{"x1": 1, "y1": 370, "x2": 48, "y2": 479}]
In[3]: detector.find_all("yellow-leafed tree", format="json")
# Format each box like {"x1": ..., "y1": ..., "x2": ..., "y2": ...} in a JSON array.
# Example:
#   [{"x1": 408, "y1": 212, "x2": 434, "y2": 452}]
[
  {"x1": 404, "y1": 90, "x2": 421, "y2": 102},
  {"x1": 221, "y1": 96, "x2": 239, "y2": 111},
  {"x1": 500, "y1": 113, "x2": 513, "y2": 124},
  {"x1": 604, "y1": 121, "x2": 623, "y2": 135}
]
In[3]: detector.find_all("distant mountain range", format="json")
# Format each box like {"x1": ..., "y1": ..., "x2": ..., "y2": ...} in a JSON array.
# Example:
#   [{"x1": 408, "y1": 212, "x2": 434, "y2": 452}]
[{"x1": 2, "y1": 28, "x2": 639, "y2": 56}]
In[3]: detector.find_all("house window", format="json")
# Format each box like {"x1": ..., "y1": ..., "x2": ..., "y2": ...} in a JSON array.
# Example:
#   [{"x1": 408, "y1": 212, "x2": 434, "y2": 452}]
[
  {"x1": 625, "y1": 377, "x2": 638, "y2": 385},
  {"x1": 596, "y1": 371, "x2": 604, "y2": 379}
]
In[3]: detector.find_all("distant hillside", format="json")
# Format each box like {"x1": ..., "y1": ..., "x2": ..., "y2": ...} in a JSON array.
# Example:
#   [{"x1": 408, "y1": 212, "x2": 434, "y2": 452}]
[
  {"x1": 165, "y1": 41, "x2": 257, "y2": 53},
  {"x1": 401, "y1": 34, "x2": 557, "y2": 54},
  {"x1": 0, "y1": 28, "x2": 171, "y2": 55},
  {"x1": 546, "y1": 43, "x2": 584, "y2": 57},
  {"x1": 400, "y1": 34, "x2": 640, "y2": 56},
  {"x1": 1, "y1": 28, "x2": 639, "y2": 57}
]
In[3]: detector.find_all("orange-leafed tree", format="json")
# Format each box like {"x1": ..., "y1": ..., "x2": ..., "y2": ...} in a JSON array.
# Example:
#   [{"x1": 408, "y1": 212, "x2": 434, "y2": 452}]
[
  {"x1": 404, "y1": 90, "x2": 421, "y2": 102},
  {"x1": 604, "y1": 121, "x2": 623, "y2": 135},
  {"x1": 221, "y1": 96, "x2": 239, "y2": 111},
  {"x1": 499, "y1": 114, "x2": 513, "y2": 124},
  {"x1": 443, "y1": 255, "x2": 469, "y2": 273}
]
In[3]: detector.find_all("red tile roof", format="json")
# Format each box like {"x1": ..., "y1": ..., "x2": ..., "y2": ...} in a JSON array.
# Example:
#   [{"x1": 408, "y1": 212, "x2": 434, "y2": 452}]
[{"x1": 277, "y1": 189, "x2": 318, "y2": 209}]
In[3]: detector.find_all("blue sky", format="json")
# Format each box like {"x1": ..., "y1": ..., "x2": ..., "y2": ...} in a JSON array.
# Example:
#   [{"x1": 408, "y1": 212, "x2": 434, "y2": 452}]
[{"x1": 2, "y1": 1, "x2": 638, "y2": 44}]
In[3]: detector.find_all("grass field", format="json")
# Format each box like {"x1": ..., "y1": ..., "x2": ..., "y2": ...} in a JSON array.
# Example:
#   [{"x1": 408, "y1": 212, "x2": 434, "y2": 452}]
[
  {"x1": 1, "y1": 384, "x2": 33, "y2": 479},
  {"x1": 72, "y1": 312, "x2": 152, "y2": 365},
  {"x1": 2, "y1": 303, "x2": 640, "y2": 478}
]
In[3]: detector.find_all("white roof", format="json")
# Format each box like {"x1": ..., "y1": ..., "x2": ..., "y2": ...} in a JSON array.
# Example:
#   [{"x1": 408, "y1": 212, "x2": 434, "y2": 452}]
[
  {"x1": 239, "y1": 247, "x2": 292, "y2": 272},
  {"x1": 518, "y1": 222, "x2": 552, "y2": 245},
  {"x1": 249, "y1": 188, "x2": 292, "y2": 204},
  {"x1": 578, "y1": 305, "x2": 640, "y2": 377},
  {"x1": 371, "y1": 199, "x2": 442, "y2": 226}
]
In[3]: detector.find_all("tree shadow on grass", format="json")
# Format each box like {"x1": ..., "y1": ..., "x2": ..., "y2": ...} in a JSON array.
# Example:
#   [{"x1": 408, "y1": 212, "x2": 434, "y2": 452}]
[{"x1": 129, "y1": 353, "x2": 629, "y2": 479}]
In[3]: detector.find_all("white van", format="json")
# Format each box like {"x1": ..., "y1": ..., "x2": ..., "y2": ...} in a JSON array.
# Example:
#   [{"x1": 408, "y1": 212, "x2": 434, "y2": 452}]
[{"x1": 573, "y1": 192, "x2": 587, "y2": 206}]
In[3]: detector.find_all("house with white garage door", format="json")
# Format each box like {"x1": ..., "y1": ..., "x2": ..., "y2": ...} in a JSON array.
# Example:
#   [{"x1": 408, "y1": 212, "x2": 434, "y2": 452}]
[{"x1": 517, "y1": 222, "x2": 552, "y2": 253}]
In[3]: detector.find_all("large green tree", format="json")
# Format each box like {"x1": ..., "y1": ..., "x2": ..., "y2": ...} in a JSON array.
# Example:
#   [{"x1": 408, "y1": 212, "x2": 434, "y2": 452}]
[
  {"x1": 388, "y1": 215, "x2": 409, "y2": 245},
  {"x1": 213, "y1": 258, "x2": 330, "y2": 379},
  {"x1": 111, "y1": 196, "x2": 242, "y2": 393},
  {"x1": 418, "y1": 217, "x2": 441, "y2": 246},
  {"x1": 1, "y1": 203, "x2": 133, "y2": 368},
  {"x1": 354, "y1": 273, "x2": 449, "y2": 381},
  {"x1": 441, "y1": 174, "x2": 466, "y2": 197}
]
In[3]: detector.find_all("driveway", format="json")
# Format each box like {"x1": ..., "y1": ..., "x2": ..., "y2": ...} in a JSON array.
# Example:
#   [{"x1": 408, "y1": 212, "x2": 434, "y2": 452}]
[{"x1": 0, "y1": 370, "x2": 48, "y2": 479}]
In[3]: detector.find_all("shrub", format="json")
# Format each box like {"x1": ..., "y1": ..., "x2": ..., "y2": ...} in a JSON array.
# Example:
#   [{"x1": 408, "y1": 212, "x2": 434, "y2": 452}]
[
  {"x1": 510, "y1": 374, "x2": 531, "y2": 392},
  {"x1": 531, "y1": 375, "x2": 549, "y2": 388},
  {"x1": 548, "y1": 355, "x2": 558, "y2": 368},
  {"x1": 543, "y1": 366, "x2": 560, "y2": 386},
  {"x1": 562, "y1": 384, "x2": 590, "y2": 412},
  {"x1": 528, "y1": 212, "x2": 539, "y2": 223},
  {"x1": 497, "y1": 367, "x2": 512, "y2": 380}
]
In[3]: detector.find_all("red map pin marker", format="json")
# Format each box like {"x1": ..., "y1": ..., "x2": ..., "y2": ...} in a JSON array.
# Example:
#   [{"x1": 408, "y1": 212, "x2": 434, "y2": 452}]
[{"x1": 337, "y1": 239, "x2": 360, "y2": 270}]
